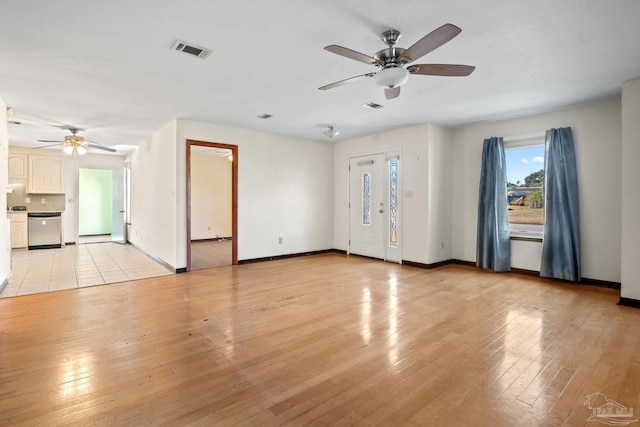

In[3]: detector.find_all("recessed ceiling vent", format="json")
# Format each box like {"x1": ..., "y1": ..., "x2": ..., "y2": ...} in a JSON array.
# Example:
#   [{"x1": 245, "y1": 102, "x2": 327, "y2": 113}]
[
  {"x1": 362, "y1": 102, "x2": 383, "y2": 109},
  {"x1": 171, "y1": 40, "x2": 212, "y2": 59}
]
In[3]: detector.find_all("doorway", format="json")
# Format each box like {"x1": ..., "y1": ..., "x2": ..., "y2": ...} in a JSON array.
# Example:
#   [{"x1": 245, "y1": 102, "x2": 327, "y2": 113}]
[
  {"x1": 78, "y1": 168, "x2": 126, "y2": 244},
  {"x1": 348, "y1": 152, "x2": 401, "y2": 262},
  {"x1": 186, "y1": 140, "x2": 238, "y2": 271}
]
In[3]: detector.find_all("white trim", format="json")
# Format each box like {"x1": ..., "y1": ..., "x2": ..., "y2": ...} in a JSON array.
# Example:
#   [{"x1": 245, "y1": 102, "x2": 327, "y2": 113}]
[{"x1": 503, "y1": 131, "x2": 546, "y2": 149}]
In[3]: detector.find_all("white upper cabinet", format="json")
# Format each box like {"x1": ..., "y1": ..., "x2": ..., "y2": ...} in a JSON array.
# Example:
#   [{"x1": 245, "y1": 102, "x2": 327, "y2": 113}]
[
  {"x1": 8, "y1": 153, "x2": 28, "y2": 179},
  {"x1": 28, "y1": 155, "x2": 65, "y2": 194}
]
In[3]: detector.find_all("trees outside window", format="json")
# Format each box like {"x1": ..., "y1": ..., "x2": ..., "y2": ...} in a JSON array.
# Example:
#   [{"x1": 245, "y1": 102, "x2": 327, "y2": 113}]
[{"x1": 505, "y1": 145, "x2": 545, "y2": 237}]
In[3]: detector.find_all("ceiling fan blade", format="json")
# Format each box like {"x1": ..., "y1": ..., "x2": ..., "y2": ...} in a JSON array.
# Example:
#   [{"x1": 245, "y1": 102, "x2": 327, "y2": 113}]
[
  {"x1": 324, "y1": 45, "x2": 379, "y2": 65},
  {"x1": 398, "y1": 24, "x2": 462, "y2": 63},
  {"x1": 385, "y1": 87, "x2": 401, "y2": 100},
  {"x1": 87, "y1": 143, "x2": 117, "y2": 153},
  {"x1": 37, "y1": 139, "x2": 64, "y2": 143},
  {"x1": 408, "y1": 64, "x2": 475, "y2": 76},
  {"x1": 34, "y1": 143, "x2": 63, "y2": 149},
  {"x1": 319, "y1": 73, "x2": 375, "y2": 90}
]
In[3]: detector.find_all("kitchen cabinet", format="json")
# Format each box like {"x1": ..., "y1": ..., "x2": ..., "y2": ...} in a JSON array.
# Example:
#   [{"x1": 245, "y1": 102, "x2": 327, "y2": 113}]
[
  {"x1": 28, "y1": 155, "x2": 65, "y2": 194},
  {"x1": 8, "y1": 153, "x2": 28, "y2": 179},
  {"x1": 9, "y1": 212, "x2": 28, "y2": 249}
]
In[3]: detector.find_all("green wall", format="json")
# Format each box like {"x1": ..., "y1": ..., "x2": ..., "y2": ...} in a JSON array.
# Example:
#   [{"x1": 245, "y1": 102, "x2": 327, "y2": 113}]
[{"x1": 79, "y1": 168, "x2": 112, "y2": 235}]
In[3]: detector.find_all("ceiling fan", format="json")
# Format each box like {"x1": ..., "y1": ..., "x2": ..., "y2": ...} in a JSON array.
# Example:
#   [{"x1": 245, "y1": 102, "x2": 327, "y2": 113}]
[
  {"x1": 319, "y1": 23, "x2": 475, "y2": 100},
  {"x1": 36, "y1": 128, "x2": 116, "y2": 156}
]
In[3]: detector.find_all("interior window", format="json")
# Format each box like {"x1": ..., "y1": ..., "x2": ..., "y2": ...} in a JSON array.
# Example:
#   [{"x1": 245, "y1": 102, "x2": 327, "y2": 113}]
[{"x1": 504, "y1": 142, "x2": 545, "y2": 237}]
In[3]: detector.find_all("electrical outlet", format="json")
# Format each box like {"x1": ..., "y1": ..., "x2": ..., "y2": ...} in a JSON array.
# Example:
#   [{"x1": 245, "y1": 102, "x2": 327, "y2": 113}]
[
  {"x1": 25, "y1": 197, "x2": 30, "y2": 203},
  {"x1": 207, "y1": 226, "x2": 211, "y2": 231},
  {"x1": 41, "y1": 198, "x2": 45, "y2": 204},
  {"x1": 278, "y1": 237, "x2": 283, "y2": 244}
]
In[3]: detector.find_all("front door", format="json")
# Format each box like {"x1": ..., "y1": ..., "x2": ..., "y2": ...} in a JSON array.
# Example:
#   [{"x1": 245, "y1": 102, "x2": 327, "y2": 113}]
[{"x1": 349, "y1": 154, "x2": 385, "y2": 259}]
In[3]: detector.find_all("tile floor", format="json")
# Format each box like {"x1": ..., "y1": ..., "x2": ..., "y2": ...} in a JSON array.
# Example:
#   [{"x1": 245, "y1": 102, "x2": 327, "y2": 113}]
[
  {"x1": 77, "y1": 234, "x2": 113, "y2": 244},
  {"x1": 1, "y1": 242, "x2": 173, "y2": 298}
]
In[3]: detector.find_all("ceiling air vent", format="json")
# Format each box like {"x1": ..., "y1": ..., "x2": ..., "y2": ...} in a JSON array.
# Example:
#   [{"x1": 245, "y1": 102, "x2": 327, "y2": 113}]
[
  {"x1": 171, "y1": 40, "x2": 212, "y2": 59},
  {"x1": 362, "y1": 102, "x2": 383, "y2": 109}
]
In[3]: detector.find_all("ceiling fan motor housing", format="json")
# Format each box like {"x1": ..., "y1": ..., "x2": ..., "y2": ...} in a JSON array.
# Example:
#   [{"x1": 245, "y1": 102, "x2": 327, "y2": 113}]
[
  {"x1": 64, "y1": 135, "x2": 85, "y2": 145},
  {"x1": 373, "y1": 30, "x2": 409, "y2": 88},
  {"x1": 374, "y1": 47, "x2": 406, "y2": 67}
]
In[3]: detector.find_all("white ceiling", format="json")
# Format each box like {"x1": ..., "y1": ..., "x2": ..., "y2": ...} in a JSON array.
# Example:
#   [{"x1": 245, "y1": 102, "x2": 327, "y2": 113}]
[{"x1": 2, "y1": 1, "x2": 640, "y2": 152}]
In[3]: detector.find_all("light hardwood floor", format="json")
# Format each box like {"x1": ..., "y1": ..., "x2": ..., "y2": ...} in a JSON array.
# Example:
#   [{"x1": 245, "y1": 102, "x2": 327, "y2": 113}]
[
  {"x1": 191, "y1": 239, "x2": 232, "y2": 270},
  {"x1": 1, "y1": 253, "x2": 638, "y2": 426}
]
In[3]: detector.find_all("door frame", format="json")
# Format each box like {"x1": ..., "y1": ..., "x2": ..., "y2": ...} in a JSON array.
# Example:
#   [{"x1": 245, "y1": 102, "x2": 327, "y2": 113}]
[
  {"x1": 111, "y1": 166, "x2": 126, "y2": 244},
  {"x1": 186, "y1": 139, "x2": 238, "y2": 270}
]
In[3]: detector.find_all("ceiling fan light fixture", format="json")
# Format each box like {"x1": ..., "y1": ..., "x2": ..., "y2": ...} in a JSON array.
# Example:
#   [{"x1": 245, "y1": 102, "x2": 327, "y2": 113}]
[
  {"x1": 373, "y1": 67, "x2": 409, "y2": 88},
  {"x1": 323, "y1": 125, "x2": 340, "y2": 138},
  {"x1": 62, "y1": 135, "x2": 88, "y2": 156}
]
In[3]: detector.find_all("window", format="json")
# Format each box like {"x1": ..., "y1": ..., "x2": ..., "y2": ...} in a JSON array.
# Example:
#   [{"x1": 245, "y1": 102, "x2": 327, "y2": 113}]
[
  {"x1": 362, "y1": 173, "x2": 371, "y2": 225},
  {"x1": 388, "y1": 159, "x2": 398, "y2": 247},
  {"x1": 504, "y1": 140, "x2": 545, "y2": 238}
]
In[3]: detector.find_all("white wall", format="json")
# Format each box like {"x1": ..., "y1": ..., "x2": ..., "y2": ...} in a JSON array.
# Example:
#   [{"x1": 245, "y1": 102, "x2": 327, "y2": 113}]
[
  {"x1": 176, "y1": 120, "x2": 334, "y2": 267},
  {"x1": 190, "y1": 153, "x2": 232, "y2": 240},
  {"x1": 127, "y1": 119, "x2": 333, "y2": 270},
  {"x1": 334, "y1": 124, "x2": 433, "y2": 264},
  {"x1": 127, "y1": 120, "x2": 178, "y2": 268},
  {"x1": 451, "y1": 98, "x2": 622, "y2": 282},
  {"x1": 0, "y1": 96, "x2": 10, "y2": 286},
  {"x1": 621, "y1": 76, "x2": 640, "y2": 300},
  {"x1": 333, "y1": 123, "x2": 454, "y2": 265},
  {"x1": 427, "y1": 124, "x2": 454, "y2": 264},
  {"x1": 63, "y1": 153, "x2": 126, "y2": 243}
]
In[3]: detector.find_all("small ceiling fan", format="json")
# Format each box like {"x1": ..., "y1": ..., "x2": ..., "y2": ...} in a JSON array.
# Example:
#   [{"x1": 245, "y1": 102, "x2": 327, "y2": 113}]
[
  {"x1": 36, "y1": 128, "x2": 116, "y2": 156},
  {"x1": 319, "y1": 23, "x2": 475, "y2": 99}
]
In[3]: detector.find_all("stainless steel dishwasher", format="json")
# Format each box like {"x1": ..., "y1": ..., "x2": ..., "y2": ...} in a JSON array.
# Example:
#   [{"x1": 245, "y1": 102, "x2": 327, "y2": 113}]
[{"x1": 28, "y1": 212, "x2": 62, "y2": 249}]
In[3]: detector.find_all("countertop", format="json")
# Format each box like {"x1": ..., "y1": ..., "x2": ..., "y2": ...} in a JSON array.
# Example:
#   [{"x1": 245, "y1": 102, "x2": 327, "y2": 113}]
[{"x1": 7, "y1": 210, "x2": 64, "y2": 213}]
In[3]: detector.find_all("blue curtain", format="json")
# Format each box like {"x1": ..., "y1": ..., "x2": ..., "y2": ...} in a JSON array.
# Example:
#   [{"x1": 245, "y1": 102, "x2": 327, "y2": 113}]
[
  {"x1": 477, "y1": 137, "x2": 511, "y2": 272},
  {"x1": 540, "y1": 127, "x2": 581, "y2": 281}
]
